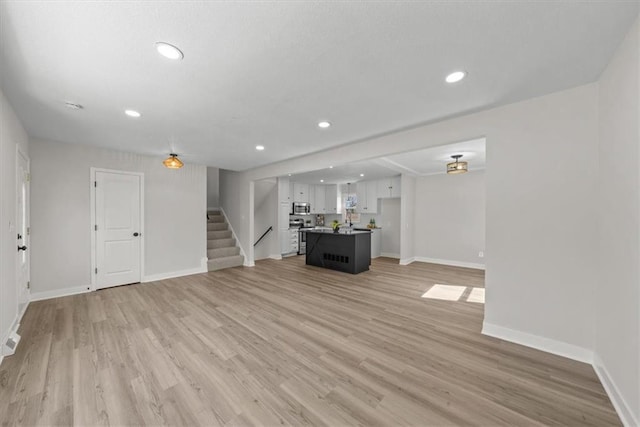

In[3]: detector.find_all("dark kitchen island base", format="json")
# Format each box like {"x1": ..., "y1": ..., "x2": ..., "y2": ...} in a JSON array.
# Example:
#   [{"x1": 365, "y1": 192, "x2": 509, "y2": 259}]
[{"x1": 303, "y1": 229, "x2": 371, "y2": 274}]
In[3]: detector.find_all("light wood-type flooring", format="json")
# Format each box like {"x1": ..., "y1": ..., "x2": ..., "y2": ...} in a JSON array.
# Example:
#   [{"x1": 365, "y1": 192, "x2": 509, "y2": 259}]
[{"x1": 0, "y1": 257, "x2": 620, "y2": 426}]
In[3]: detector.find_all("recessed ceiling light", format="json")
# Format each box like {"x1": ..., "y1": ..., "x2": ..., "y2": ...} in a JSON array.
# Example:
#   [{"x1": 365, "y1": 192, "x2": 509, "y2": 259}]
[
  {"x1": 125, "y1": 109, "x2": 141, "y2": 118},
  {"x1": 256, "y1": 145, "x2": 265, "y2": 151},
  {"x1": 329, "y1": 166, "x2": 333, "y2": 169},
  {"x1": 155, "y1": 42, "x2": 184, "y2": 60},
  {"x1": 64, "y1": 101, "x2": 83, "y2": 110},
  {"x1": 445, "y1": 71, "x2": 466, "y2": 83},
  {"x1": 288, "y1": 173, "x2": 292, "y2": 176},
  {"x1": 360, "y1": 173, "x2": 364, "y2": 177},
  {"x1": 318, "y1": 121, "x2": 331, "y2": 129},
  {"x1": 320, "y1": 179, "x2": 324, "y2": 183}
]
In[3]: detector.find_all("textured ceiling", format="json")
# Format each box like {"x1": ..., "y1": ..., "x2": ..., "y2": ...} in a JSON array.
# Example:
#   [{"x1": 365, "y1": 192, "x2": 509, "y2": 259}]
[{"x1": 1, "y1": 1, "x2": 637, "y2": 171}]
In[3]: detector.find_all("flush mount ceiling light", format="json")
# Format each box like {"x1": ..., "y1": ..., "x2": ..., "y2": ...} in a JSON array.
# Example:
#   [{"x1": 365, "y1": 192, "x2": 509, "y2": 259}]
[
  {"x1": 155, "y1": 42, "x2": 184, "y2": 60},
  {"x1": 329, "y1": 166, "x2": 333, "y2": 169},
  {"x1": 360, "y1": 173, "x2": 364, "y2": 177},
  {"x1": 447, "y1": 154, "x2": 468, "y2": 174},
  {"x1": 255, "y1": 145, "x2": 265, "y2": 151},
  {"x1": 163, "y1": 153, "x2": 184, "y2": 169},
  {"x1": 320, "y1": 179, "x2": 324, "y2": 183},
  {"x1": 445, "y1": 71, "x2": 467, "y2": 83},
  {"x1": 64, "y1": 101, "x2": 83, "y2": 110},
  {"x1": 318, "y1": 121, "x2": 331, "y2": 129},
  {"x1": 125, "y1": 109, "x2": 141, "y2": 118}
]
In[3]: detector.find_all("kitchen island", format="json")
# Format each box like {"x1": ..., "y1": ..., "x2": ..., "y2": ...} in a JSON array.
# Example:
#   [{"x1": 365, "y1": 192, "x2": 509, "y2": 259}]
[{"x1": 302, "y1": 229, "x2": 371, "y2": 274}]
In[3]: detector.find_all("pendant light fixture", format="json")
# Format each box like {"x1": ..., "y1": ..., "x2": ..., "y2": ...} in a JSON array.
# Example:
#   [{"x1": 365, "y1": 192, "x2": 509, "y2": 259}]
[
  {"x1": 163, "y1": 153, "x2": 184, "y2": 169},
  {"x1": 447, "y1": 154, "x2": 468, "y2": 174}
]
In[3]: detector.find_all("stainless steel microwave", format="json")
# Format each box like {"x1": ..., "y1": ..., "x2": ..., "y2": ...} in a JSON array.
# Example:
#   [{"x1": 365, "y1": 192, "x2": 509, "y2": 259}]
[{"x1": 292, "y1": 202, "x2": 311, "y2": 215}]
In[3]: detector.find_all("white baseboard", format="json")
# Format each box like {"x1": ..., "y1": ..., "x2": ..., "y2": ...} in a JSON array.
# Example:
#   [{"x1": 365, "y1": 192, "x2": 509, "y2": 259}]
[
  {"x1": 593, "y1": 353, "x2": 638, "y2": 427},
  {"x1": 269, "y1": 254, "x2": 282, "y2": 260},
  {"x1": 399, "y1": 257, "x2": 415, "y2": 265},
  {"x1": 414, "y1": 256, "x2": 485, "y2": 270},
  {"x1": 142, "y1": 265, "x2": 207, "y2": 283},
  {"x1": 482, "y1": 322, "x2": 593, "y2": 364},
  {"x1": 380, "y1": 252, "x2": 400, "y2": 259},
  {"x1": 30, "y1": 285, "x2": 90, "y2": 302}
]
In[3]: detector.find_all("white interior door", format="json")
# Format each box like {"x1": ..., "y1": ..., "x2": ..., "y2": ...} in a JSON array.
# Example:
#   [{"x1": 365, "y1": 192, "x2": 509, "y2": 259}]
[
  {"x1": 95, "y1": 171, "x2": 142, "y2": 289},
  {"x1": 16, "y1": 150, "x2": 30, "y2": 310}
]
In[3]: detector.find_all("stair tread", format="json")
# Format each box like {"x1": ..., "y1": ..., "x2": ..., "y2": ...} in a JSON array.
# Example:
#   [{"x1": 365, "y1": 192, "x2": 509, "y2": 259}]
[
  {"x1": 205, "y1": 213, "x2": 242, "y2": 271},
  {"x1": 207, "y1": 255, "x2": 244, "y2": 272}
]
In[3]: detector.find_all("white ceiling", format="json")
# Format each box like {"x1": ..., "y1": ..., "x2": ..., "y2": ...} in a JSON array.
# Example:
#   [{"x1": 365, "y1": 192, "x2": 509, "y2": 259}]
[
  {"x1": 1, "y1": 2, "x2": 637, "y2": 171},
  {"x1": 288, "y1": 138, "x2": 486, "y2": 184}
]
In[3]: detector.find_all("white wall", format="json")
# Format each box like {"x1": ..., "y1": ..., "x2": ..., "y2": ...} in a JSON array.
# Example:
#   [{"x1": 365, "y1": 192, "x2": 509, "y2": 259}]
[
  {"x1": 0, "y1": 90, "x2": 29, "y2": 357},
  {"x1": 254, "y1": 180, "x2": 278, "y2": 260},
  {"x1": 595, "y1": 18, "x2": 639, "y2": 426},
  {"x1": 30, "y1": 139, "x2": 207, "y2": 296},
  {"x1": 414, "y1": 170, "x2": 485, "y2": 268},
  {"x1": 219, "y1": 168, "x2": 252, "y2": 266},
  {"x1": 222, "y1": 83, "x2": 600, "y2": 358},
  {"x1": 400, "y1": 174, "x2": 416, "y2": 264},
  {"x1": 207, "y1": 167, "x2": 219, "y2": 209},
  {"x1": 380, "y1": 198, "x2": 401, "y2": 257}
]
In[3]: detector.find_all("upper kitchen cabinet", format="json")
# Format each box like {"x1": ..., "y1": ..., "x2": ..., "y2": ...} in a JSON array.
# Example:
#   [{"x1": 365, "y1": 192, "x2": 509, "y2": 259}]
[
  {"x1": 292, "y1": 183, "x2": 310, "y2": 203},
  {"x1": 278, "y1": 177, "x2": 290, "y2": 202},
  {"x1": 377, "y1": 175, "x2": 401, "y2": 198},
  {"x1": 356, "y1": 181, "x2": 378, "y2": 213},
  {"x1": 313, "y1": 185, "x2": 326, "y2": 213},
  {"x1": 325, "y1": 185, "x2": 338, "y2": 214}
]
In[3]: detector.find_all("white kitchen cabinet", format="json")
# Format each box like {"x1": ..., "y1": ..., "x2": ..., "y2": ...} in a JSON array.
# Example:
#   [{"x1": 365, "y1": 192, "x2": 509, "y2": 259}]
[
  {"x1": 325, "y1": 185, "x2": 338, "y2": 214},
  {"x1": 313, "y1": 185, "x2": 326, "y2": 213},
  {"x1": 290, "y1": 228, "x2": 299, "y2": 253},
  {"x1": 377, "y1": 175, "x2": 401, "y2": 198},
  {"x1": 278, "y1": 177, "x2": 290, "y2": 202},
  {"x1": 308, "y1": 185, "x2": 315, "y2": 210},
  {"x1": 356, "y1": 181, "x2": 378, "y2": 213},
  {"x1": 292, "y1": 183, "x2": 309, "y2": 203},
  {"x1": 370, "y1": 228, "x2": 381, "y2": 258},
  {"x1": 390, "y1": 176, "x2": 401, "y2": 197},
  {"x1": 280, "y1": 201, "x2": 294, "y2": 254},
  {"x1": 280, "y1": 230, "x2": 292, "y2": 254},
  {"x1": 366, "y1": 181, "x2": 378, "y2": 213}
]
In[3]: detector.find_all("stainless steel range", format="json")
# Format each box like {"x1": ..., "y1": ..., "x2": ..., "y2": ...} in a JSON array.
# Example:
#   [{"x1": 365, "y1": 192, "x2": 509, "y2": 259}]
[{"x1": 298, "y1": 226, "x2": 316, "y2": 255}]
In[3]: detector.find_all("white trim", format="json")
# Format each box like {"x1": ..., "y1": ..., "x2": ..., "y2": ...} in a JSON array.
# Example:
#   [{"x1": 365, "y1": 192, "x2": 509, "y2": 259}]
[
  {"x1": 90, "y1": 168, "x2": 145, "y2": 291},
  {"x1": 15, "y1": 147, "x2": 31, "y2": 311},
  {"x1": 414, "y1": 256, "x2": 485, "y2": 270},
  {"x1": 0, "y1": 299, "x2": 30, "y2": 364},
  {"x1": 380, "y1": 252, "x2": 400, "y2": 259},
  {"x1": 142, "y1": 265, "x2": 207, "y2": 283},
  {"x1": 30, "y1": 286, "x2": 90, "y2": 302},
  {"x1": 269, "y1": 254, "x2": 282, "y2": 260},
  {"x1": 593, "y1": 354, "x2": 638, "y2": 427},
  {"x1": 399, "y1": 257, "x2": 415, "y2": 265},
  {"x1": 481, "y1": 322, "x2": 593, "y2": 364},
  {"x1": 219, "y1": 207, "x2": 250, "y2": 266}
]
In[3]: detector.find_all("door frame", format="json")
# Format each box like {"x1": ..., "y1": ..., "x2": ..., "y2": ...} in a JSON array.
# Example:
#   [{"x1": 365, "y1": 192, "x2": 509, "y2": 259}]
[
  {"x1": 89, "y1": 167, "x2": 145, "y2": 291},
  {"x1": 16, "y1": 147, "x2": 30, "y2": 305}
]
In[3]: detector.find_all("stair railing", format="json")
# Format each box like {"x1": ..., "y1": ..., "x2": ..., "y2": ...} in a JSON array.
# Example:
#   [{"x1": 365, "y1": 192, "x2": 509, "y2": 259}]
[{"x1": 254, "y1": 226, "x2": 273, "y2": 247}]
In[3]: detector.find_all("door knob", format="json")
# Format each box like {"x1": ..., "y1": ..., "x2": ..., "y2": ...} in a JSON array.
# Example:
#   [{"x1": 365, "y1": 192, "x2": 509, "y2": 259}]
[
  {"x1": 133, "y1": 232, "x2": 139, "y2": 237},
  {"x1": 18, "y1": 245, "x2": 27, "y2": 251}
]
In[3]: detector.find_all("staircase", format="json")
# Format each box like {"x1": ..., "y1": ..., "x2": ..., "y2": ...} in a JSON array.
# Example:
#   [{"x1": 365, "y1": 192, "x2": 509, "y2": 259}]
[{"x1": 207, "y1": 210, "x2": 244, "y2": 271}]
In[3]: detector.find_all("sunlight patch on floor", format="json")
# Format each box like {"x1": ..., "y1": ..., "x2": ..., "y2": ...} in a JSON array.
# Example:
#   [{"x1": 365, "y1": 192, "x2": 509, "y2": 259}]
[
  {"x1": 421, "y1": 284, "x2": 466, "y2": 301},
  {"x1": 467, "y1": 287, "x2": 485, "y2": 303},
  {"x1": 421, "y1": 284, "x2": 485, "y2": 303}
]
